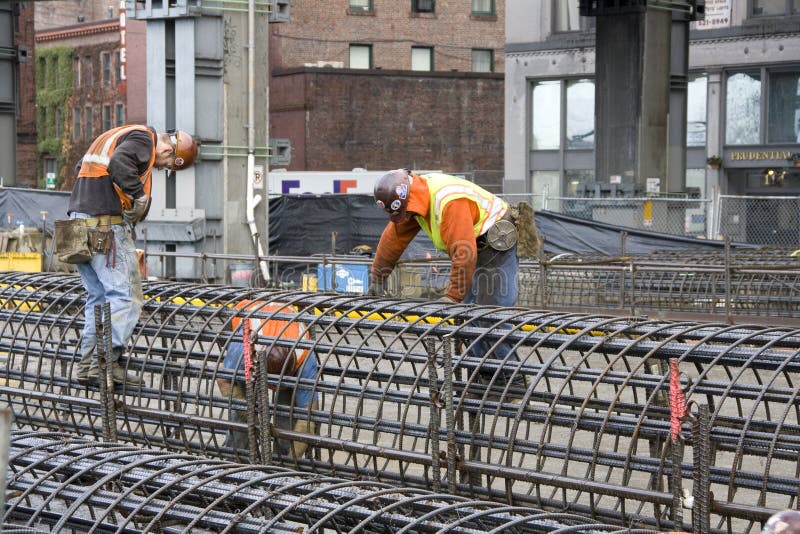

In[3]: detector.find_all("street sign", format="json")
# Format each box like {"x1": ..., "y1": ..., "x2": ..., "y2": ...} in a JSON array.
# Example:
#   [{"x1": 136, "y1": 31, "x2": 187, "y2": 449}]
[{"x1": 45, "y1": 172, "x2": 56, "y2": 190}]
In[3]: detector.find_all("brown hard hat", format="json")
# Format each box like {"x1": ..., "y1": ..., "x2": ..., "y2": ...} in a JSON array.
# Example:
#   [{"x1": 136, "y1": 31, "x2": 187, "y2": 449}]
[
  {"x1": 264, "y1": 345, "x2": 297, "y2": 376},
  {"x1": 763, "y1": 510, "x2": 800, "y2": 534},
  {"x1": 374, "y1": 169, "x2": 411, "y2": 223},
  {"x1": 169, "y1": 130, "x2": 198, "y2": 171}
]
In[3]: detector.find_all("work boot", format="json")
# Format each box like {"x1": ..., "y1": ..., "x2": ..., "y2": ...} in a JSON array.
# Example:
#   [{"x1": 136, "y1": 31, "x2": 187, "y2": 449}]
[
  {"x1": 290, "y1": 419, "x2": 315, "y2": 457},
  {"x1": 87, "y1": 362, "x2": 144, "y2": 386},
  {"x1": 223, "y1": 383, "x2": 249, "y2": 450},
  {"x1": 75, "y1": 341, "x2": 97, "y2": 384},
  {"x1": 88, "y1": 347, "x2": 144, "y2": 386}
]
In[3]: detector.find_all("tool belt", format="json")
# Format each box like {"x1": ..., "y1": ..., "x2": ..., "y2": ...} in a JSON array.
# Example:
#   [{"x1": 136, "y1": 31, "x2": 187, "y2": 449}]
[
  {"x1": 475, "y1": 203, "x2": 542, "y2": 258},
  {"x1": 509, "y1": 202, "x2": 542, "y2": 259},
  {"x1": 54, "y1": 216, "x2": 120, "y2": 264},
  {"x1": 477, "y1": 211, "x2": 517, "y2": 252}
]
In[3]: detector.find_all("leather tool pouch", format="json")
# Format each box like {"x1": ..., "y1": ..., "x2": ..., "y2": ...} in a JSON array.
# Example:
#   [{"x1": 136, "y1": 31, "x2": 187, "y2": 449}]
[
  {"x1": 88, "y1": 226, "x2": 114, "y2": 255},
  {"x1": 54, "y1": 219, "x2": 92, "y2": 264},
  {"x1": 509, "y1": 202, "x2": 542, "y2": 259}
]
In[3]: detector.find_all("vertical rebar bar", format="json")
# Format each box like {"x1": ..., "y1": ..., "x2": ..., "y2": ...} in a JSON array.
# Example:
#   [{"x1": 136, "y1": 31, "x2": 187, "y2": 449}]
[
  {"x1": 95, "y1": 304, "x2": 109, "y2": 440},
  {"x1": 443, "y1": 334, "x2": 457, "y2": 494},
  {"x1": 724, "y1": 236, "x2": 732, "y2": 323},
  {"x1": 425, "y1": 336, "x2": 441, "y2": 492},
  {"x1": 103, "y1": 302, "x2": 117, "y2": 442},
  {"x1": 256, "y1": 350, "x2": 272, "y2": 463},
  {"x1": 692, "y1": 404, "x2": 711, "y2": 534},
  {"x1": 670, "y1": 439, "x2": 684, "y2": 526},
  {"x1": 0, "y1": 408, "x2": 11, "y2": 515}
]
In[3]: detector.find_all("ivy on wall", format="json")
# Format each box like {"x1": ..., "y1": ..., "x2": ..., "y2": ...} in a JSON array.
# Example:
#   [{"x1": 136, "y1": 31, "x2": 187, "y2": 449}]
[{"x1": 35, "y1": 46, "x2": 74, "y2": 190}]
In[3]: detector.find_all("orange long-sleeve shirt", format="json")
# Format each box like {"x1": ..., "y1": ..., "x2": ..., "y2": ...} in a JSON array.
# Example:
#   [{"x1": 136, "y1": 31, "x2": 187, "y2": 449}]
[{"x1": 371, "y1": 175, "x2": 479, "y2": 302}]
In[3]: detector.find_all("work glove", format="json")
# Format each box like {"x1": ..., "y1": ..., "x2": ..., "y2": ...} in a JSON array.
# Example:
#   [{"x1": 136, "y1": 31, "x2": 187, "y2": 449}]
[
  {"x1": 437, "y1": 295, "x2": 457, "y2": 304},
  {"x1": 123, "y1": 196, "x2": 149, "y2": 226},
  {"x1": 367, "y1": 280, "x2": 387, "y2": 297}
]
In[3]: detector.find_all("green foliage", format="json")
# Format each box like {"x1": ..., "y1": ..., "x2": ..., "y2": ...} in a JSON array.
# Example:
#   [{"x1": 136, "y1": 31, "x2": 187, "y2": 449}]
[{"x1": 36, "y1": 47, "x2": 74, "y2": 189}]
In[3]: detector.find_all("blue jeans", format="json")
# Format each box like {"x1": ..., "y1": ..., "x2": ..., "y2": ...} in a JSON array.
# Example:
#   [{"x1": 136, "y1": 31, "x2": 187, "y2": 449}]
[
  {"x1": 463, "y1": 243, "x2": 520, "y2": 380},
  {"x1": 72, "y1": 213, "x2": 143, "y2": 367},
  {"x1": 225, "y1": 333, "x2": 319, "y2": 409}
]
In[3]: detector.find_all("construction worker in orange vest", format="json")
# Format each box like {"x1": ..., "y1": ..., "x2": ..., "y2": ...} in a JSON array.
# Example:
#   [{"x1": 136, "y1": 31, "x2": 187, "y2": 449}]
[
  {"x1": 70, "y1": 125, "x2": 198, "y2": 386},
  {"x1": 218, "y1": 300, "x2": 320, "y2": 457}
]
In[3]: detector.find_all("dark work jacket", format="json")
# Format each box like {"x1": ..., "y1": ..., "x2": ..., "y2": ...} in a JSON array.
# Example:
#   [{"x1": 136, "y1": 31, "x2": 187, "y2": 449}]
[{"x1": 68, "y1": 128, "x2": 156, "y2": 216}]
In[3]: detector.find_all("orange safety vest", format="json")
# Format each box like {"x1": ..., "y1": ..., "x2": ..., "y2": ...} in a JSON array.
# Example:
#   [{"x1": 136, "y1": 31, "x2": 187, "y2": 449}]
[
  {"x1": 231, "y1": 301, "x2": 311, "y2": 371},
  {"x1": 77, "y1": 125, "x2": 156, "y2": 211}
]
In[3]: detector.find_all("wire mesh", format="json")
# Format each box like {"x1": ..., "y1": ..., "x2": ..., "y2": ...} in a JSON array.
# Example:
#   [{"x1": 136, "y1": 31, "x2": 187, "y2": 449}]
[
  {"x1": 1, "y1": 271, "x2": 798, "y2": 532},
  {"x1": 4, "y1": 431, "x2": 660, "y2": 534}
]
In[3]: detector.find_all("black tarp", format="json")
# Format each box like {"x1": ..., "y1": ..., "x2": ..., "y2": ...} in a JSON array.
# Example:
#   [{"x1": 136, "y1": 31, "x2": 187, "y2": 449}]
[
  {"x1": 0, "y1": 187, "x2": 70, "y2": 234},
  {"x1": 269, "y1": 194, "x2": 749, "y2": 258},
  {"x1": 0, "y1": 188, "x2": 749, "y2": 259}
]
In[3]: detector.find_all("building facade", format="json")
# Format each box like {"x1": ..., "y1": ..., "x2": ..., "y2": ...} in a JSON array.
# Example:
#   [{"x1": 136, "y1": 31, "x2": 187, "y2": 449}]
[
  {"x1": 271, "y1": 0, "x2": 504, "y2": 73},
  {"x1": 505, "y1": 0, "x2": 800, "y2": 243},
  {"x1": 34, "y1": 1, "x2": 146, "y2": 191}
]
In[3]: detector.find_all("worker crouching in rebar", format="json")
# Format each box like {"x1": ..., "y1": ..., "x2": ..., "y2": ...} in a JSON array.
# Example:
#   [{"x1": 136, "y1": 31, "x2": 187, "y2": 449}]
[{"x1": 217, "y1": 301, "x2": 320, "y2": 457}]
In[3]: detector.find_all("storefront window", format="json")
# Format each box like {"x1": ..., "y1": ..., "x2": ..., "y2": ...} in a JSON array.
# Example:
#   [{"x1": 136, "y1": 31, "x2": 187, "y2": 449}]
[
  {"x1": 767, "y1": 70, "x2": 800, "y2": 143},
  {"x1": 725, "y1": 71, "x2": 761, "y2": 145},
  {"x1": 531, "y1": 80, "x2": 561, "y2": 149},
  {"x1": 687, "y1": 74, "x2": 707, "y2": 146},
  {"x1": 566, "y1": 79, "x2": 594, "y2": 149}
]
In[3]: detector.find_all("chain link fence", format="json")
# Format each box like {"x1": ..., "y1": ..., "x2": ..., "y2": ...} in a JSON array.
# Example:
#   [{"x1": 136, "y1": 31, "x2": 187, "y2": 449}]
[{"x1": 716, "y1": 195, "x2": 800, "y2": 246}]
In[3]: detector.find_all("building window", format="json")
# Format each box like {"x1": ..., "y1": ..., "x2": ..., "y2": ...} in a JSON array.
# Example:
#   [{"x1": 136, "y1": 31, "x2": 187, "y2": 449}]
[
  {"x1": 411, "y1": 46, "x2": 433, "y2": 71},
  {"x1": 349, "y1": 0, "x2": 372, "y2": 11},
  {"x1": 55, "y1": 108, "x2": 62, "y2": 137},
  {"x1": 73, "y1": 108, "x2": 81, "y2": 140},
  {"x1": 725, "y1": 71, "x2": 761, "y2": 145},
  {"x1": 349, "y1": 44, "x2": 372, "y2": 69},
  {"x1": 472, "y1": 0, "x2": 494, "y2": 15},
  {"x1": 471, "y1": 49, "x2": 493, "y2": 72},
  {"x1": 73, "y1": 56, "x2": 81, "y2": 88},
  {"x1": 116, "y1": 103, "x2": 125, "y2": 127},
  {"x1": 751, "y1": 0, "x2": 799, "y2": 16},
  {"x1": 767, "y1": 70, "x2": 800, "y2": 143},
  {"x1": 531, "y1": 80, "x2": 561, "y2": 149},
  {"x1": 102, "y1": 52, "x2": 111, "y2": 86},
  {"x1": 554, "y1": 0, "x2": 580, "y2": 31},
  {"x1": 686, "y1": 74, "x2": 707, "y2": 147},
  {"x1": 412, "y1": 0, "x2": 434, "y2": 13},
  {"x1": 115, "y1": 51, "x2": 121, "y2": 83},
  {"x1": 83, "y1": 56, "x2": 93, "y2": 88},
  {"x1": 103, "y1": 105, "x2": 112, "y2": 131},
  {"x1": 566, "y1": 79, "x2": 594, "y2": 149},
  {"x1": 85, "y1": 107, "x2": 93, "y2": 139}
]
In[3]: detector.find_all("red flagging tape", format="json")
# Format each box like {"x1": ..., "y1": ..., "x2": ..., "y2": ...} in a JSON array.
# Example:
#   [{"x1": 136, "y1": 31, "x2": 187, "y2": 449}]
[
  {"x1": 669, "y1": 358, "x2": 686, "y2": 443},
  {"x1": 243, "y1": 319, "x2": 253, "y2": 383}
]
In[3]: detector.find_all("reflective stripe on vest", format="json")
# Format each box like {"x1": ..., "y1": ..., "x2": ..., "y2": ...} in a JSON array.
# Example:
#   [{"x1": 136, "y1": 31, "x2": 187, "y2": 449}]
[
  {"x1": 415, "y1": 173, "x2": 508, "y2": 251},
  {"x1": 231, "y1": 301, "x2": 311, "y2": 371},
  {"x1": 77, "y1": 125, "x2": 156, "y2": 211}
]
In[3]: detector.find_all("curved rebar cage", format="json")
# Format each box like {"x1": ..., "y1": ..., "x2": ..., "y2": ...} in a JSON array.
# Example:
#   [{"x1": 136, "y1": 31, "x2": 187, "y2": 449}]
[
  {"x1": 1, "y1": 271, "x2": 798, "y2": 532},
  {"x1": 5, "y1": 431, "x2": 659, "y2": 533}
]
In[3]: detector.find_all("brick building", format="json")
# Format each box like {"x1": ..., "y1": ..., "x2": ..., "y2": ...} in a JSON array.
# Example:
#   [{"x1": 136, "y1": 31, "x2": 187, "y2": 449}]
[
  {"x1": 33, "y1": 1, "x2": 146, "y2": 190},
  {"x1": 268, "y1": 0, "x2": 506, "y2": 179},
  {"x1": 14, "y1": 2, "x2": 36, "y2": 188},
  {"x1": 271, "y1": 67, "x2": 503, "y2": 176},
  {"x1": 271, "y1": 0, "x2": 504, "y2": 73}
]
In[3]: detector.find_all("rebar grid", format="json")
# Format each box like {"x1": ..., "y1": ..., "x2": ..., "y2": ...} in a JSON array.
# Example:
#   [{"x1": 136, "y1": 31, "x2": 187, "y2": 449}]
[
  {"x1": 1, "y1": 271, "x2": 798, "y2": 532},
  {"x1": 4, "y1": 431, "x2": 659, "y2": 534},
  {"x1": 394, "y1": 247, "x2": 800, "y2": 319}
]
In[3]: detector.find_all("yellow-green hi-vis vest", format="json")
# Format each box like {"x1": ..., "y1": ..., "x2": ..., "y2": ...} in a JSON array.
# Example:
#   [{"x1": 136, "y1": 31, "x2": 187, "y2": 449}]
[{"x1": 415, "y1": 173, "x2": 508, "y2": 251}]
